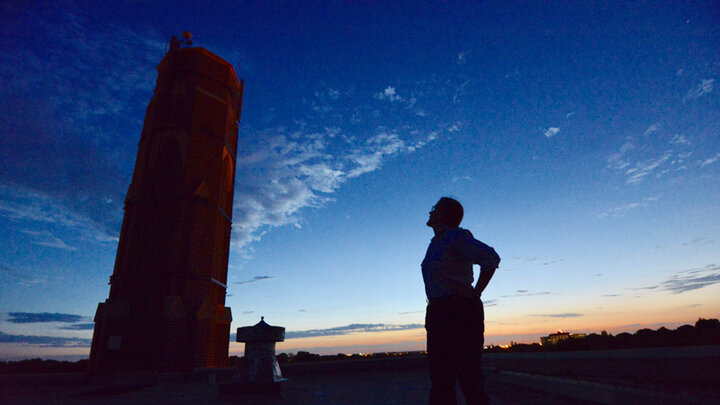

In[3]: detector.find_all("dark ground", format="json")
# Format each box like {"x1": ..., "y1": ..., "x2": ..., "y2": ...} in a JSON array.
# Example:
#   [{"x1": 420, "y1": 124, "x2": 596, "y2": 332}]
[
  {"x1": 0, "y1": 367, "x2": 578, "y2": 405},
  {"x1": 3, "y1": 345, "x2": 719, "y2": 404}
]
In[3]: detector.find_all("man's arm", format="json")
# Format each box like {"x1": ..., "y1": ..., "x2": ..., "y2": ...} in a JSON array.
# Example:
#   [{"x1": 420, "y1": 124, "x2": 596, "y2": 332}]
[
  {"x1": 455, "y1": 229, "x2": 501, "y2": 297},
  {"x1": 474, "y1": 266, "x2": 496, "y2": 297}
]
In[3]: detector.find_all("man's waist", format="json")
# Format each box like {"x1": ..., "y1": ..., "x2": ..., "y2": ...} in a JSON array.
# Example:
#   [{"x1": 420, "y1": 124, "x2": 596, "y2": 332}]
[
  {"x1": 428, "y1": 293, "x2": 479, "y2": 305},
  {"x1": 424, "y1": 275, "x2": 474, "y2": 297},
  {"x1": 428, "y1": 295, "x2": 455, "y2": 305}
]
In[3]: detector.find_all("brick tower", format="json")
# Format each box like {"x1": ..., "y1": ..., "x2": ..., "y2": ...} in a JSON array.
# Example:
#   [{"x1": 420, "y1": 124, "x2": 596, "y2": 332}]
[{"x1": 89, "y1": 36, "x2": 243, "y2": 373}]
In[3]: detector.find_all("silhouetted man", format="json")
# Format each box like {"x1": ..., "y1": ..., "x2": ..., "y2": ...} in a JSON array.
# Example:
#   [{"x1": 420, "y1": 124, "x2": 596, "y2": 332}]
[{"x1": 422, "y1": 197, "x2": 500, "y2": 405}]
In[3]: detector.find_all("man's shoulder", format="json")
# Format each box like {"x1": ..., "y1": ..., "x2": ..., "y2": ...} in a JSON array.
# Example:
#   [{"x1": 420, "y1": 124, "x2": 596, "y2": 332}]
[
  {"x1": 449, "y1": 227, "x2": 474, "y2": 238},
  {"x1": 443, "y1": 227, "x2": 476, "y2": 242}
]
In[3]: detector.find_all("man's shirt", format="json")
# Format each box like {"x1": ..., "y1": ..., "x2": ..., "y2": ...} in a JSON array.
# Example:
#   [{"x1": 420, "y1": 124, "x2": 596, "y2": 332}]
[{"x1": 421, "y1": 227, "x2": 501, "y2": 300}]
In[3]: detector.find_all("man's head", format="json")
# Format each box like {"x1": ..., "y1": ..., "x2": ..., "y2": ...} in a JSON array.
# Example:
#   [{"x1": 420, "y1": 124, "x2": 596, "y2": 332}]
[{"x1": 427, "y1": 197, "x2": 464, "y2": 229}]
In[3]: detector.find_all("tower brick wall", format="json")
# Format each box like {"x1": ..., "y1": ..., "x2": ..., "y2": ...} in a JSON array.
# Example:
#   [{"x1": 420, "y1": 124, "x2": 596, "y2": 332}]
[{"x1": 89, "y1": 43, "x2": 243, "y2": 373}]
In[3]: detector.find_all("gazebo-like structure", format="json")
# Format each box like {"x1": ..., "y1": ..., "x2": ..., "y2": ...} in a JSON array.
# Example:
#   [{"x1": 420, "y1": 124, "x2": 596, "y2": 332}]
[{"x1": 221, "y1": 317, "x2": 286, "y2": 394}]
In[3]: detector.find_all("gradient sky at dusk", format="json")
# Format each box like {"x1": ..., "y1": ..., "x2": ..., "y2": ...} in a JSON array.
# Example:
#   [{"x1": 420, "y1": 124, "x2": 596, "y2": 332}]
[{"x1": 1, "y1": 1, "x2": 719, "y2": 360}]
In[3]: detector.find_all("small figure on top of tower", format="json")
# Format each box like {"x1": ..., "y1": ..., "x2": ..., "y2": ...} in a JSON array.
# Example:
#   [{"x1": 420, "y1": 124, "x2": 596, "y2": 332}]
[{"x1": 170, "y1": 31, "x2": 193, "y2": 51}]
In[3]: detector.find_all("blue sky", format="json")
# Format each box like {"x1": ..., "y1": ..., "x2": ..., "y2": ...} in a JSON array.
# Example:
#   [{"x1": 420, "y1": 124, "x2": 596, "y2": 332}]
[{"x1": 1, "y1": 1, "x2": 719, "y2": 360}]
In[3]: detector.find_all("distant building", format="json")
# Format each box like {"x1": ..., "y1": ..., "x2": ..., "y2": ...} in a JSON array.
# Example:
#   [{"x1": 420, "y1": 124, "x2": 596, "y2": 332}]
[
  {"x1": 88, "y1": 36, "x2": 244, "y2": 373},
  {"x1": 540, "y1": 330, "x2": 587, "y2": 346}
]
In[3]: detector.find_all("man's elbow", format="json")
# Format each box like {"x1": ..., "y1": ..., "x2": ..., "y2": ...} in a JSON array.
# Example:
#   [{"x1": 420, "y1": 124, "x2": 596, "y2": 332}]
[{"x1": 490, "y1": 249, "x2": 501, "y2": 268}]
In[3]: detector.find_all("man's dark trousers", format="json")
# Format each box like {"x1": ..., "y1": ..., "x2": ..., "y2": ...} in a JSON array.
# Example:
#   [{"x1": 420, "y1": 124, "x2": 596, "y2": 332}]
[{"x1": 426, "y1": 296, "x2": 488, "y2": 405}]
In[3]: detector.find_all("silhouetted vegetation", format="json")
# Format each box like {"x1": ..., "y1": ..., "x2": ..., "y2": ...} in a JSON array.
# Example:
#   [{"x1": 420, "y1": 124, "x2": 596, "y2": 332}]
[
  {"x1": 3, "y1": 319, "x2": 719, "y2": 373},
  {"x1": 274, "y1": 351, "x2": 424, "y2": 364},
  {"x1": 485, "y1": 343, "x2": 543, "y2": 353},
  {"x1": 230, "y1": 351, "x2": 426, "y2": 366},
  {"x1": 278, "y1": 351, "x2": 321, "y2": 363},
  {"x1": 0, "y1": 358, "x2": 88, "y2": 374},
  {"x1": 486, "y1": 318, "x2": 720, "y2": 353}
]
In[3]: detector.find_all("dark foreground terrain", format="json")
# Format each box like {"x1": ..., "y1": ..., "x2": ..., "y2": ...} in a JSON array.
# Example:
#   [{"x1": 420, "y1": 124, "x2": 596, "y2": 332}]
[
  {"x1": 2, "y1": 345, "x2": 719, "y2": 404},
  {"x1": 1, "y1": 367, "x2": 582, "y2": 405}
]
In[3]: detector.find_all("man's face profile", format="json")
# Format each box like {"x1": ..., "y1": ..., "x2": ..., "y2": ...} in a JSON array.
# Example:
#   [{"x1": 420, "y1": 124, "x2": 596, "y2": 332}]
[{"x1": 427, "y1": 201, "x2": 445, "y2": 228}]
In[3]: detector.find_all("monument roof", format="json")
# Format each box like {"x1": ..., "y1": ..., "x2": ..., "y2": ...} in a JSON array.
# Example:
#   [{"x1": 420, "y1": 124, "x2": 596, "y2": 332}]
[{"x1": 236, "y1": 317, "x2": 285, "y2": 343}]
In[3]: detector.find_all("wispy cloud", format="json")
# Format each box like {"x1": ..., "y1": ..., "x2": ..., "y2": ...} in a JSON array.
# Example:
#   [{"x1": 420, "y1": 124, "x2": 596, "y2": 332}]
[
  {"x1": 0, "y1": 330, "x2": 91, "y2": 347},
  {"x1": 0, "y1": 8, "x2": 162, "y2": 244},
  {"x1": 58, "y1": 323, "x2": 95, "y2": 330},
  {"x1": 374, "y1": 86, "x2": 402, "y2": 102},
  {"x1": 636, "y1": 264, "x2": 720, "y2": 294},
  {"x1": 625, "y1": 153, "x2": 672, "y2": 184},
  {"x1": 682, "y1": 237, "x2": 714, "y2": 246},
  {"x1": 232, "y1": 122, "x2": 446, "y2": 251},
  {"x1": 20, "y1": 230, "x2": 76, "y2": 251},
  {"x1": 699, "y1": 152, "x2": 720, "y2": 167},
  {"x1": 327, "y1": 88, "x2": 340, "y2": 100},
  {"x1": 451, "y1": 80, "x2": 471, "y2": 104},
  {"x1": 234, "y1": 276, "x2": 278, "y2": 285},
  {"x1": 683, "y1": 78, "x2": 715, "y2": 102},
  {"x1": 6, "y1": 312, "x2": 84, "y2": 324},
  {"x1": 0, "y1": 264, "x2": 44, "y2": 285},
  {"x1": 597, "y1": 197, "x2": 658, "y2": 219},
  {"x1": 504, "y1": 256, "x2": 561, "y2": 267},
  {"x1": 306, "y1": 86, "x2": 342, "y2": 113},
  {"x1": 528, "y1": 313, "x2": 583, "y2": 318},
  {"x1": 504, "y1": 67, "x2": 520, "y2": 79},
  {"x1": 457, "y1": 51, "x2": 469, "y2": 64},
  {"x1": 543, "y1": 127, "x2": 560, "y2": 138},
  {"x1": 511, "y1": 256, "x2": 539, "y2": 262},
  {"x1": 643, "y1": 123, "x2": 661, "y2": 136},
  {"x1": 0, "y1": 4, "x2": 453, "y2": 260},
  {"x1": 500, "y1": 291, "x2": 551, "y2": 298},
  {"x1": 347, "y1": 131, "x2": 407, "y2": 177},
  {"x1": 231, "y1": 128, "x2": 340, "y2": 249},
  {"x1": 0, "y1": 185, "x2": 118, "y2": 244},
  {"x1": 606, "y1": 123, "x2": 697, "y2": 185},
  {"x1": 542, "y1": 259, "x2": 564, "y2": 266},
  {"x1": 452, "y1": 176, "x2": 472, "y2": 183},
  {"x1": 285, "y1": 323, "x2": 423, "y2": 339},
  {"x1": 669, "y1": 134, "x2": 689, "y2": 145},
  {"x1": 606, "y1": 137, "x2": 634, "y2": 171}
]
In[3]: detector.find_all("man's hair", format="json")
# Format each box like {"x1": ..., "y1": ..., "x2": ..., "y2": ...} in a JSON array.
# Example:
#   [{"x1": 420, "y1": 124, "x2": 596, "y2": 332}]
[{"x1": 437, "y1": 197, "x2": 464, "y2": 227}]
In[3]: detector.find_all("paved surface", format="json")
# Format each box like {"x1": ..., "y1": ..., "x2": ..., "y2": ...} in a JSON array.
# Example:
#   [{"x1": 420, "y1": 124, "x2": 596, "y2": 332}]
[{"x1": 2, "y1": 368, "x2": 579, "y2": 405}]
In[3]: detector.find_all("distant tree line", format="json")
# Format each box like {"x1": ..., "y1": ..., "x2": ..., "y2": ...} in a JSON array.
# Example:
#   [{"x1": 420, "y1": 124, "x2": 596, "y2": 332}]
[
  {"x1": 229, "y1": 351, "x2": 325, "y2": 365},
  {"x1": 230, "y1": 350, "x2": 425, "y2": 366},
  {"x1": 0, "y1": 358, "x2": 88, "y2": 374},
  {"x1": 3, "y1": 319, "x2": 719, "y2": 373},
  {"x1": 486, "y1": 318, "x2": 720, "y2": 353}
]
